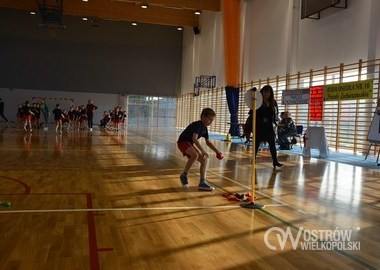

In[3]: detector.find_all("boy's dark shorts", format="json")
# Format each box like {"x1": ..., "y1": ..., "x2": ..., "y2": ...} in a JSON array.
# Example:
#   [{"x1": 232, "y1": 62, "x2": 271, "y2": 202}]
[{"x1": 177, "y1": 141, "x2": 201, "y2": 158}]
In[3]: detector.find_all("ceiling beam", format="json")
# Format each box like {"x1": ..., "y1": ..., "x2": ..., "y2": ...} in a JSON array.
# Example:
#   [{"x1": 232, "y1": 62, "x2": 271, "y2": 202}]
[
  {"x1": 0, "y1": 0, "x2": 220, "y2": 27},
  {"x1": 115, "y1": 0, "x2": 220, "y2": 12},
  {"x1": 67, "y1": 0, "x2": 199, "y2": 27}
]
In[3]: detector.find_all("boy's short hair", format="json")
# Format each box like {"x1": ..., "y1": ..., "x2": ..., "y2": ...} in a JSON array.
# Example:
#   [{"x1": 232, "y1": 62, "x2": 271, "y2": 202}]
[{"x1": 201, "y1": 108, "x2": 216, "y2": 118}]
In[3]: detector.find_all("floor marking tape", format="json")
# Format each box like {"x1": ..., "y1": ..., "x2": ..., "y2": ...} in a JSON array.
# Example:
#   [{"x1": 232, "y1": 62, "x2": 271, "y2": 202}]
[{"x1": 0, "y1": 205, "x2": 241, "y2": 214}]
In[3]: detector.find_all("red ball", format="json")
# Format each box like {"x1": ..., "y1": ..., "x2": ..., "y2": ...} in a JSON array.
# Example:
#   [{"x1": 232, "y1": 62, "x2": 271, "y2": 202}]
[{"x1": 216, "y1": 152, "x2": 224, "y2": 160}]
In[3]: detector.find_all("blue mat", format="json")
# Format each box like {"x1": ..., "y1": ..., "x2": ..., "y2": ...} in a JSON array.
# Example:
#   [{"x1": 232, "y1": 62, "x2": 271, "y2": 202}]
[{"x1": 209, "y1": 133, "x2": 380, "y2": 170}]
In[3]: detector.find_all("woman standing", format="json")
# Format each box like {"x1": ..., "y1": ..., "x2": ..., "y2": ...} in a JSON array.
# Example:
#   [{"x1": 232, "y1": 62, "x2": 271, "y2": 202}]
[
  {"x1": 255, "y1": 85, "x2": 283, "y2": 168},
  {"x1": 86, "y1": 99, "x2": 98, "y2": 131}
]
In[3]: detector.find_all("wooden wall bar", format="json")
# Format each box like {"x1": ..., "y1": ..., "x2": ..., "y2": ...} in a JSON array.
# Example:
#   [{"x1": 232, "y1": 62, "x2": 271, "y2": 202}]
[{"x1": 177, "y1": 58, "x2": 380, "y2": 157}]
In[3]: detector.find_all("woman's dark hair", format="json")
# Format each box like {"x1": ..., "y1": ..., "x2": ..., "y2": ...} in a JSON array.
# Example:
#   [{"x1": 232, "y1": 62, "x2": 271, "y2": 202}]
[
  {"x1": 260, "y1": 85, "x2": 279, "y2": 124},
  {"x1": 260, "y1": 85, "x2": 276, "y2": 108}
]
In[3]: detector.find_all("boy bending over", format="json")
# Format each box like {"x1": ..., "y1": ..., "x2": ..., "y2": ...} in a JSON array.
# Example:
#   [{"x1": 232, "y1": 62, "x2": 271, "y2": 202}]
[{"x1": 177, "y1": 108, "x2": 224, "y2": 191}]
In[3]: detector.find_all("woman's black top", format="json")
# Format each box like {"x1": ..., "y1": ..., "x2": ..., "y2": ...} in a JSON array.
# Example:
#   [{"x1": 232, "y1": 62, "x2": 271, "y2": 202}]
[{"x1": 255, "y1": 102, "x2": 277, "y2": 140}]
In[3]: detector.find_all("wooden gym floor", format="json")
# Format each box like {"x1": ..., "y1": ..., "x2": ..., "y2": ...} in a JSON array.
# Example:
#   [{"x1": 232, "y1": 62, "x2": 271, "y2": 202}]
[{"x1": 0, "y1": 125, "x2": 379, "y2": 270}]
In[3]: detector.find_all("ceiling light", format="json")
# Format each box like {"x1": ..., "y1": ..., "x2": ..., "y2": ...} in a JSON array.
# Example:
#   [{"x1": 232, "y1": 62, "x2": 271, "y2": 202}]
[
  {"x1": 177, "y1": 26, "x2": 183, "y2": 31},
  {"x1": 194, "y1": 10, "x2": 202, "y2": 15},
  {"x1": 82, "y1": 17, "x2": 88, "y2": 21},
  {"x1": 132, "y1": 22, "x2": 137, "y2": 26},
  {"x1": 30, "y1": 11, "x2": 36, "y2": 15},
  {"x1": 82, "y1": 0, "x2": 88, "y2": 2},
  {"x1": 141, "y1": 3, "x2": 148, "y2": 9}
]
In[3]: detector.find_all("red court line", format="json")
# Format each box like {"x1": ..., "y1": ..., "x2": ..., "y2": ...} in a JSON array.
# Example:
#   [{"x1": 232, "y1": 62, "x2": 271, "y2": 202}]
[
  {"x1": 86, "y1": 193, "x2": 100, "y2": 270},
  {"x1": 0, "y1": 192, "x2": 91, "y2": 196},
  {"x1": 98, "y1": 248, "x2": 114, "y2": 252},
  {"x1": 0, "y1": 188, "x2": 103, "y2": 270},
  {"x1": 0, "y1": 176, "x2": 31, "y2": 195}
]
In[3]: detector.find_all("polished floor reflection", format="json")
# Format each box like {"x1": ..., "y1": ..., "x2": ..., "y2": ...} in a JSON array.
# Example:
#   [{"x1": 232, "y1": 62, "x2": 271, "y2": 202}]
[{"x1": 0, "y1": 125, "x2": 379, "y2": 269}]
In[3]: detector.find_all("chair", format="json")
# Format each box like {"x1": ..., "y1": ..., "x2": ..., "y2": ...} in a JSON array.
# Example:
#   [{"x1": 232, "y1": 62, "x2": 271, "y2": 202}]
[{"x1": 293, "y1": 125, "x2": 304, "y2": 149}]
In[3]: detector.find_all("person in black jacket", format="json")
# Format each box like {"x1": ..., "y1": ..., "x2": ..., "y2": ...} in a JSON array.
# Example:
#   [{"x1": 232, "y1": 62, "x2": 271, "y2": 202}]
[
  {"x1": 0, "y1": 98, "x2": 8, "y2": 122},
  {"x1": 277, "y1": 111, "x2": 297, "y2": 150},
  {"x1": 255, "y1": 85, "x2": 283, "y2": 168},
  {"x1": 86, "y1": 99, "x2": 98, "y2": 131}
]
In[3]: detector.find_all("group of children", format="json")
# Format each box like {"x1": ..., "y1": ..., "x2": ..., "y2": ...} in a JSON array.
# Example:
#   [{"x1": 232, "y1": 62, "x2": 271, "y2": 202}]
[
  {"x1": 16, "y1": 100, "x2": 49, "y2": 132},
  {"x1": 14, "y1": 99, "x2": 129, "y2": 134},
  {"x1": 15, "y1": 99, "x2": 103, "y2": 134},
  {"x1": 59, "y1": 100, "x2": 98, "y2": 133},
  {"x1": 99, "y1": 106, "x2": 127, "y2": 131}
]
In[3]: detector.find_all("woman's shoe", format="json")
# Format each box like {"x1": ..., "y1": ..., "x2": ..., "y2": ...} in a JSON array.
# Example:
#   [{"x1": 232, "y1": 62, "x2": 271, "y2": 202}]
[{"x1": 273, "y1": 162, "x2": 283, "y2": 168}]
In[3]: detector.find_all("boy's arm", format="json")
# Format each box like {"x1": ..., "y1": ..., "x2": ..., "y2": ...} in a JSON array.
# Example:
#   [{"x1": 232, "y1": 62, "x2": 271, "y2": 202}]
[
  {"x1": 205, "y1": 138, "x2": 220, "y2": 154},
  {"x1": 192, "y1": 133, "x2": 208, "y2": 157}
]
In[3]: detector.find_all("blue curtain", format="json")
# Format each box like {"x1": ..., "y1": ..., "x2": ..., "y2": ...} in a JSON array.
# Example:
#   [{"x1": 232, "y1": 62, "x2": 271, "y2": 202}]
[{"x1": 225, "y1": 86, "x2": 240, "y2": 136}]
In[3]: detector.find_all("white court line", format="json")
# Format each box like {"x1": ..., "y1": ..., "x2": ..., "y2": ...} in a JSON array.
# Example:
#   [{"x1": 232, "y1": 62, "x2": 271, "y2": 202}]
[
  {"x1": 0, "y1": 203, "x2": 286, "y2": 214},
  {"x1": 0, "y1": 205, "x2": 241, "y2": 214},
  {"x1": 263, "y1": 204, "x2": 286, "y2": 207}
]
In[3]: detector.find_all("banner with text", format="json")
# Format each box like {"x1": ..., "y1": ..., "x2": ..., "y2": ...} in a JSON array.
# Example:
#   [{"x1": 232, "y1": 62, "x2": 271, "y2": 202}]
[
  {"x1": 309, "y1": 86, "x2": 324, "y2": 121},
  {"x1": 324, "y1": 80, "x2": 373, "y2": 101},
  {"x1": 282, "y1": 88, "x2": 310, "y2": 105}
]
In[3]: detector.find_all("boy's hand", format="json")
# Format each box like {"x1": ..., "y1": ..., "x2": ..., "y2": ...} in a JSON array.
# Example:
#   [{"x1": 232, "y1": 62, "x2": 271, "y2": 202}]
[
  {"x1": 216, "y1": 152, "x2": 224, "y2": 160},
  {"x1": 202, "y1": 151, "x2": 209, "y2": 159}
]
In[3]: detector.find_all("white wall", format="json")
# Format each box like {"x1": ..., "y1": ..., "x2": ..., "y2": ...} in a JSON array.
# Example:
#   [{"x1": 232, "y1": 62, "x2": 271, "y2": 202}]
[
  {"x1": 181, "y1": 11, "x2": 224, "y2": 94},
  {"x1": 181, "y1": 0, "x2": 295, "y2": 91},
  {"x1": 368, "y1": 0, "x2": 380, "y2": 60},
  {"x1": 181, "y1": 28, "x2": 197, "y2": 93},
  {"x1": 0, "y1": 88, "x2": 119, "y2": 124},
  {"x1": 297, "y1": 0, "x2": 373, "y2": 71},
  {"x1": 245, "y1": 0, "x2": 294, "y2": 81},
  {"x1": 180, "y1": 0, "x2": 380, "y2": 93}
]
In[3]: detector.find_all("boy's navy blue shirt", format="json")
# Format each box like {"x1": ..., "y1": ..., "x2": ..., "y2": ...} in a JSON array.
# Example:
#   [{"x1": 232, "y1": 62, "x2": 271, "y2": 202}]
[{"x1": 178, "y1": 120, "x2": 209, "y2": 144}]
